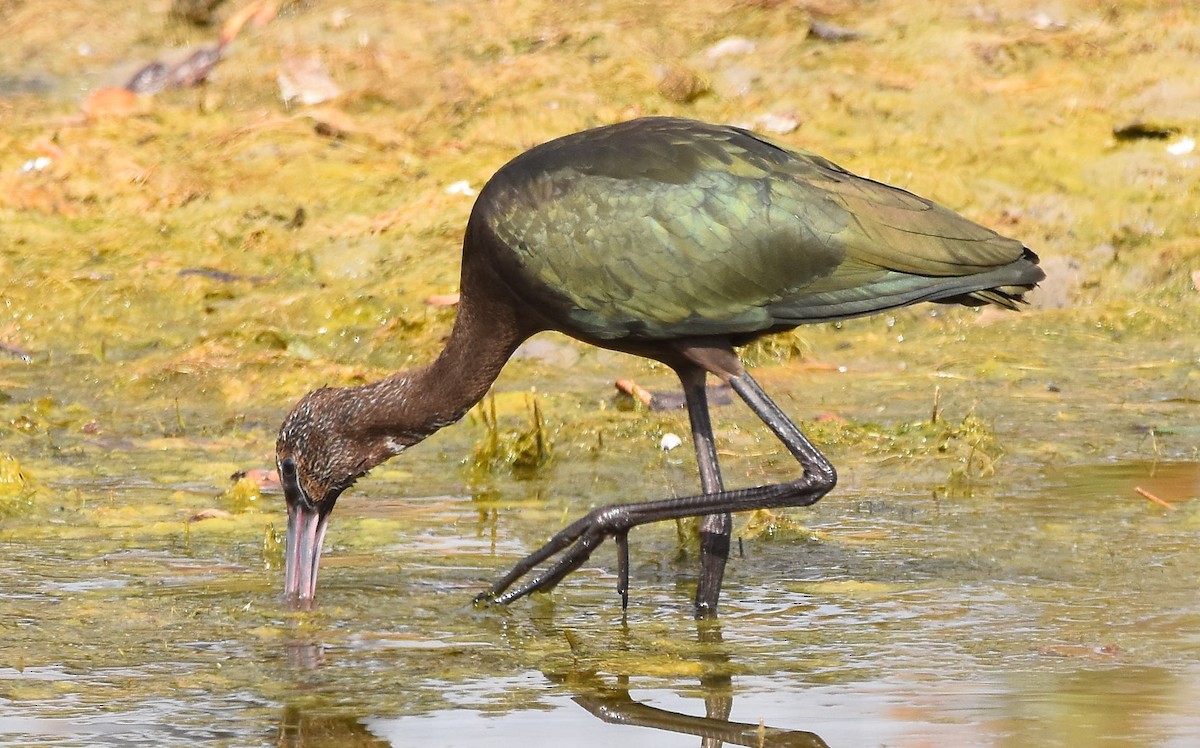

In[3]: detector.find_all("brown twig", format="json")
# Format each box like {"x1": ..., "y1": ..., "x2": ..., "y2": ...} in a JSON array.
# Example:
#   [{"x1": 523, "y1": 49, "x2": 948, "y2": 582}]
[
  {"x1": 1135, "y1": 486, "x2": 1178, "y2": 512},
  {"x1": 614, "y1": 379, "x2": 654, "y2": 407}
]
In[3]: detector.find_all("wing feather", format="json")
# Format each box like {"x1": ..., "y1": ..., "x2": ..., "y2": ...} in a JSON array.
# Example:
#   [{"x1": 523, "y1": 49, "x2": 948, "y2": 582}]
[{"x1": 478, "y1": 118, "x2": 1040, "y2": 339}]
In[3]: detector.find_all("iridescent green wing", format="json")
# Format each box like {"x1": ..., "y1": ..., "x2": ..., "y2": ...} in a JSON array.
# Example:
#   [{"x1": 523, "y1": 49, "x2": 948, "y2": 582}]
[{"x1": 483, "y1": 119, "x2": 1031, "y2": 337}]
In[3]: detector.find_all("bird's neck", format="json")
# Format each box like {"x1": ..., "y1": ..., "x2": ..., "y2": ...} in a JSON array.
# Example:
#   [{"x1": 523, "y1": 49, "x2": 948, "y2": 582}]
[{"x1": 350, "y1": 284, "x2": 528, "y2": 451}]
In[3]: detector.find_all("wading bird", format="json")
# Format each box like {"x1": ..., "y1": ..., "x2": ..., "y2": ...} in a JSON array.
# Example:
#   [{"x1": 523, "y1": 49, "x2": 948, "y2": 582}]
[{"x1": 276, "y1": 117, "x2": 1043, "y2": 617}]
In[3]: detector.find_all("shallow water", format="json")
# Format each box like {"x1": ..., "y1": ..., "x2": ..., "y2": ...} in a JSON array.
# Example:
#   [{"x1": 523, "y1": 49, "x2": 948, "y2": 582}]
[
  {"x1": 3, "y1": 0, "x2": 1200, "y2": 744},
  {"x1": 2, "y1": 319, "x2": 1197, "y2": 747}
]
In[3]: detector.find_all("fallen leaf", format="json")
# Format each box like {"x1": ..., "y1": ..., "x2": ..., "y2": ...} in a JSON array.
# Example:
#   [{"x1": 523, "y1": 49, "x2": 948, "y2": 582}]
[
  {"x1": 704, "y1": 37, "x2": 756, "y2": 59},
  {"x1": 232, "y1": 468, "x2": 279, "y2": 489},
  {"x1": 81, "y1": 87, "x2": 139, "y2": 119},
  {"x1": 252, "y1": 1, "x2": 278, "y2": 26},
  {"x1": 426, "y1": 293, "x2": 461, "y2": 307},
  {"x1": 189, "y1": 507, "x2": 233, "y2": 522},
  {"x1": 221, "y1": 0, "x2": 275, "y2": 45},
  {"x1": 808, "y1": 20, "x2": 863, "y2": 42},
  {"x1": 751, "y1": 112, "x2": 801, "y2": 134},
  {"x1": 278, "y1": 55, "x2": 341, "y2": 106}
]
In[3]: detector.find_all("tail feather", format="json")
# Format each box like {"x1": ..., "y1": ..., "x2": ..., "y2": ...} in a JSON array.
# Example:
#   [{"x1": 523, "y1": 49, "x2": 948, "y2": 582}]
[
  {"x1": 766, "y1": 247, "x2": 1044, "y2": 324},
  {"x1": 937, "y1": 247, "x2": 1043, "y2": 310},
  {"x1": 944, "y1": 287, "x2": 1025, "y2": 310}
]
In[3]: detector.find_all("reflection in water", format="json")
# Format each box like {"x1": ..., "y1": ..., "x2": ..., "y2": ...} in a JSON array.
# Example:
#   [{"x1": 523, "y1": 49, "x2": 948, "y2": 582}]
[
  {"x1": 278, "y1": 704, "x2": 392, "y2": 748},
  {"x1": 279, "y1": 619, "x2": 830, "y2": 748},
  {"x1": 574, "y1": 691, "x2": 827, "y2": 748},
  {"x1": 259, "y1": 451, "x2": 1199, "y2": 747},
  {"x1": 698, "y1": 620, "x2": 732, "y2": 747},
  {"x1": 570, "y1": 621, "x2": 827, "y2": 747},
  {"x1": 285, "y1": 640, "x2": 325, "y2": 671}
]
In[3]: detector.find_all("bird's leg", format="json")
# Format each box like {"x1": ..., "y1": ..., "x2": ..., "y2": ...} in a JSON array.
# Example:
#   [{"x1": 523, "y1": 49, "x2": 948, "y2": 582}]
[
  {"x1": 615, "y1": 529, "x2": 630, "y2": 609},
  {"x1": 678, "y1": 365, "x2": 729, "y2": 619},
  {"x1": 475, "y1": 370, "x2": 836, "y2": 607}
]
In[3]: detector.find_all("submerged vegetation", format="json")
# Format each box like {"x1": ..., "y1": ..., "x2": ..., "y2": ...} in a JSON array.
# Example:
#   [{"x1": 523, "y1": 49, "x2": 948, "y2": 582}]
[
  {"x1": 0, "y1": 452, "x2": 36, "y2": 517},
  {"x1": 0, "y1": 0, "x2": 1198, "y2": 743},
  {"x1": 470, "y1": 391, "x2": 554, "y2": 477},
  {"x1": 806, "y1": 406, "x2": 1005, "y2": 496}
]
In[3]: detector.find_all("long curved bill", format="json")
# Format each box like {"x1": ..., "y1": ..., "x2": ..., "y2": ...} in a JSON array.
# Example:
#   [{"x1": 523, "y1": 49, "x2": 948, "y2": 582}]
[{"x1": 284, "y1": 500, "x2": 330, "y2": 606}]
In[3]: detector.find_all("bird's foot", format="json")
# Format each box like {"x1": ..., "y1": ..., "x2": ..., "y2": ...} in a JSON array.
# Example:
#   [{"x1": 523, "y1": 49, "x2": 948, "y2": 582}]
[{"x1": 474, "y1": 505, "x2": 632, "y2": 607}]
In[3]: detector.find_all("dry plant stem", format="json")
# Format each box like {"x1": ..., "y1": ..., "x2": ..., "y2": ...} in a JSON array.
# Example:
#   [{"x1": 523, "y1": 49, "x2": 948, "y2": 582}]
[{"x1": 1135, "y1": 486, "x2": 1178, "y2": 511}]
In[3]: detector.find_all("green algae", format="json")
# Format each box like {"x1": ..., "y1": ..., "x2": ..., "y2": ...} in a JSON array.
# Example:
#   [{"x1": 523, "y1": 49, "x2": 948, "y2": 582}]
[
  {"x1": 1, "y1": 0, "x2": 1199, "y2": 745},
  {"x1": 469, "y1": 391, "x2": 554, "y2": 477},
  {"x1": 0, "y1": 453, "x2": 37, "y2": 518}
]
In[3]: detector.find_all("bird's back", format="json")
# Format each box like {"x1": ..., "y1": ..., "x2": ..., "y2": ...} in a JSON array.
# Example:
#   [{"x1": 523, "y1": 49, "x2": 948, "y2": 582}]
[{"x1": 471, "y1": 117, "x2": 1043, "y2": 342}]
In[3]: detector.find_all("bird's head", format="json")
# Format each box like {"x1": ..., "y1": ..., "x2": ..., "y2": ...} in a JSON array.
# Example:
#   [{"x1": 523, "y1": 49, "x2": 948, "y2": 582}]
[{"x1": 275, "y1": 385, "x2": 417, "y2": 606}]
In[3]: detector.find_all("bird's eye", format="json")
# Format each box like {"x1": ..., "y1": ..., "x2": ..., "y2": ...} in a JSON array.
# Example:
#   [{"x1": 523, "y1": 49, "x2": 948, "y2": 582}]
[{"x1": 280, "y1": 457, "x2": 298, "y2": 480}]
